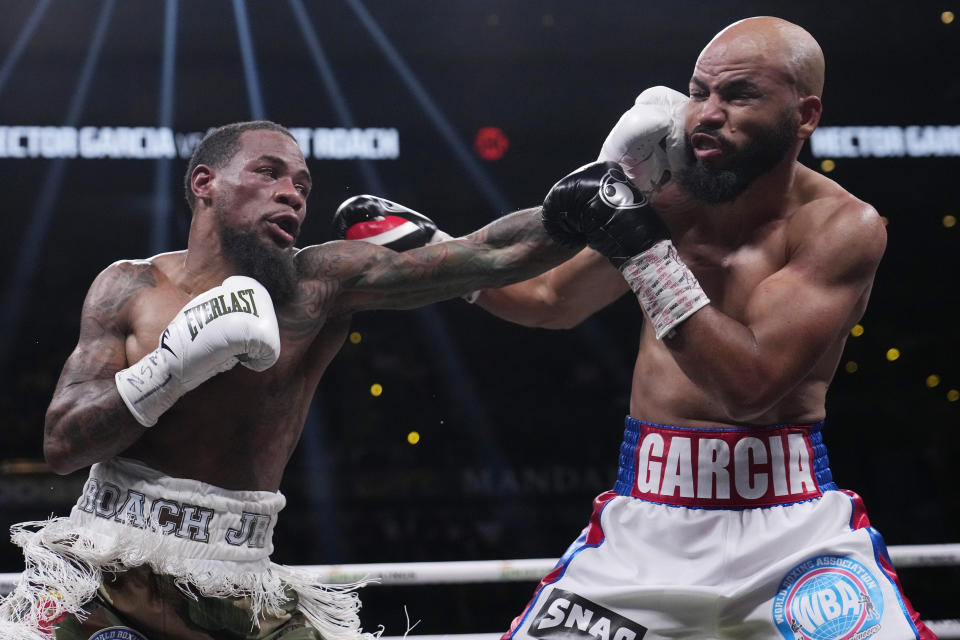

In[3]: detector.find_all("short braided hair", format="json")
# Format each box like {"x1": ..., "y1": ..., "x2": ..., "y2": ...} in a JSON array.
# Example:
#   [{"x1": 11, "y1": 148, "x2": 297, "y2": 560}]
[{"x1": 183, "y1": 120, "x2": 296, "y2": 212}]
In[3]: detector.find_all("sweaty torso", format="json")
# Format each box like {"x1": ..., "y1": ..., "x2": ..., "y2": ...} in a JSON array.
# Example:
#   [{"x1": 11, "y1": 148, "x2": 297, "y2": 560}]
[
  {"x1": 629, "y1": 167, "x2": 862, "y2": 427},
  {"x1": 119, "y1": 252, "x2": 346, "y2": 491}
]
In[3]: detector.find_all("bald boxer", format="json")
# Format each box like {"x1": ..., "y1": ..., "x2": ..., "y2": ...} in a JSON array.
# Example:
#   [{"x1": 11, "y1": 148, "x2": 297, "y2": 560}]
[
  {"x1": 495, "y1": 18, "x2": 934, "y2": 640},
  {"x1": 0, "y1": 121, "x2": 577, "y2": 640},
  {"x1": 338, "y1": 16, "x2": 935, "y2": 640}
]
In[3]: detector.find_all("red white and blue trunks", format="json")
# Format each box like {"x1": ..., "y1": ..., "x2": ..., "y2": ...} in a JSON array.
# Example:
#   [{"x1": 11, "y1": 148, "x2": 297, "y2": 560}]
[{"x1": 503, "y1": 417, "x2": 935, "y2": 640}]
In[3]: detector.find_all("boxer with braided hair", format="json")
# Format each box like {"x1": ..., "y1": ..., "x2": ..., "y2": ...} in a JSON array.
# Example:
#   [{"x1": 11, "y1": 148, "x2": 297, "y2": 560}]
[{"x1": 0, "y1": 121, "x2": 577, "y2": 640}]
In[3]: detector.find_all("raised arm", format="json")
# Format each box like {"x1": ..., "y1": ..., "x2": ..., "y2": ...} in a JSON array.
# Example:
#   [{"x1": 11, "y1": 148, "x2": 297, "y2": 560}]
[
  {"x1": 43, "y1": 262, "x2": 152, "y2": 474},
  {"x1": 301, "y1": 207, "x2": 581, "y2": 315},
  {"x1": 466, "y1": 86, "x2": 693, "y2": 330},
  {"x1": 472, "y1": 86, "x2": 686, "y2": 330},
  {"x1": 664, "y1": 198, "x2": 886, "y2": 421}
]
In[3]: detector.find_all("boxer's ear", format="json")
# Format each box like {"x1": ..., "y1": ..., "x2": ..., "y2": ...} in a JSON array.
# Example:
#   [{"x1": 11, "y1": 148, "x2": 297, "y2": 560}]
[
  {"x1": 797, "y1": 95, "x2": 822, "y2": 140},
  {"x1": 191, "y1": 165, "x2": 215, "y2": 206}
]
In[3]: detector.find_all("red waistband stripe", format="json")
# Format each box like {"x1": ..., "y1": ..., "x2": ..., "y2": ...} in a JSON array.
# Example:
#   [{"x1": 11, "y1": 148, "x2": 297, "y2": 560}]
[{"x1": 614, "y1": 418, "x2": 835, "y2": 508}]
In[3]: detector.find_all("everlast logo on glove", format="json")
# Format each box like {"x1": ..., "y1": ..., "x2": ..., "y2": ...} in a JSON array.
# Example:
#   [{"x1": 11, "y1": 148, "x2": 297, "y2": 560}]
[
  {"x1": 530, "y1": 588, "x2": 647, "y2": 640},
  {"x1": 183, "y1": 287, "x2": 260, "y2": 341}
]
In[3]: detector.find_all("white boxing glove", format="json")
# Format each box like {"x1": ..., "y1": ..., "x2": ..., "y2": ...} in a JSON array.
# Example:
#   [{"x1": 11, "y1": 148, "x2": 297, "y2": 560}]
[
  {"x1": 333, "y1": 195, "x2": 448, "y2": 250},
  {"x1": 333, "y1": 195, "x2": 481, "y2": 303},
  {"x1": 115, "y1": 275, "x2": 281, "y2": 427},
  {"x1": 598, "y1": 86, "x2": 689, "y2": 194}
]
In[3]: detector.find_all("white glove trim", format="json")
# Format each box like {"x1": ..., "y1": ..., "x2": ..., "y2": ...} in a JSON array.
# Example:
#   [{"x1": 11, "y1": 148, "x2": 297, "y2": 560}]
[{"x1": 351, "y1": 220, "x2": 423, "y2": 246}]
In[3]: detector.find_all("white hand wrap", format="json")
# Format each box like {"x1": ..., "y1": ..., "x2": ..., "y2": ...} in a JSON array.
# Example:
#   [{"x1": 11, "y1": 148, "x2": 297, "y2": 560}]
[
  {"x1": 620, "y1": 240, "x2": 709, "y2": 339},
  {"x1": 115, "y1": 275, "x2": 281, "y2": 427},
  {"x1": 598, "y1": 86, "x2": 689, "y2": 194}
]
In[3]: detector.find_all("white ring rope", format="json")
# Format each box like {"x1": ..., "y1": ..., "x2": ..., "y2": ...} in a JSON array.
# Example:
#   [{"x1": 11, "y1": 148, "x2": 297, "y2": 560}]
[
  {"x1": 377, "y1": 627, "x2": 960, "y2": 640},
  {"x1": 1, "y1": 544, "x2": 958, "y2": 637},
  {"x1": 296, "y1": 543, "x2": 960, "y2": 585}
]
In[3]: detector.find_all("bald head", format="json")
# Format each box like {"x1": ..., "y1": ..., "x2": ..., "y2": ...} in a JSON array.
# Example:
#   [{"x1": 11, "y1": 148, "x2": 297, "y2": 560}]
[{"x1": 698, "y1": 17, "x2": 824, "y2": 98}]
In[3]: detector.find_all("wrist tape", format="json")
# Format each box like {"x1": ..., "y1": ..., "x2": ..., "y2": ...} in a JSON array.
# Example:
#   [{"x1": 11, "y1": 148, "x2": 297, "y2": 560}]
[{"x1": 620, "y1": 239, "x2": 709, "y2": 339}]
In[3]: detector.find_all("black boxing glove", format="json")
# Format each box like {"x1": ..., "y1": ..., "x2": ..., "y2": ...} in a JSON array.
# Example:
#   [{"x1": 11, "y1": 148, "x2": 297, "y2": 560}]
[
  {"x1": 541, "y1": 161, "x2": 669, "y2": 266},
  {"x1": 542, "y1": 161, "x2": 709, "y2": 339},
  {"x1": 333, "y1": 195, "x2": 450, "y2": 251}
]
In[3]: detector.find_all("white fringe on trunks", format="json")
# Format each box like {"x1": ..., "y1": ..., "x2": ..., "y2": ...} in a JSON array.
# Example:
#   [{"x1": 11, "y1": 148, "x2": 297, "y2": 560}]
[{"x1": 0, "y1": 457, "x2": 378, "y2": 640}]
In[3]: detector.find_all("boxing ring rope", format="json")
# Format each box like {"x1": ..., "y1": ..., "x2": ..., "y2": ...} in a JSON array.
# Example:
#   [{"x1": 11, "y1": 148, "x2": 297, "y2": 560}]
[{"x1": 2, "y1": 544, "x2": 958, "y2": 637}]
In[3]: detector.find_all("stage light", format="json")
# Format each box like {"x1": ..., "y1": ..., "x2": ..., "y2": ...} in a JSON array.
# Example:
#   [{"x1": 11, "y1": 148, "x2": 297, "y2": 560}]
[
  {"x1": 231, "y1": 0, "x2": 265, "y2": 119},
  {"x1": 151, "y1": 0, "x2": 178, "y2": 255},
  {"x1": 820, "y1": 159, "x2": 835, "y2": 172},
  {"x1": 850, "y1": 324, "x2": 864, "y2": 337},
  {"x1": 885, "y1": 348, "x2": 900, "y2": 362},
  {"x1": 349, "y1": 331, "x2": 362, "y2": 344},
  {"x1": 926, "y1": 374, "x2": 941, "y2": 388},
  {"x1": 948, "y1": 389, "x2": 959, "y2": 402},
  {"x1": 844, "y1": 361, "x2": 858, "y2": 374},
  {"x1": 0, "y1": 0, "x2": 116, "y2": 371},
  {"x1": 0, "y1": 0, "x2": 52, "y2": 97},
  {"x1": 475, "y1": 127, "x2": 509, "y2": 161},
  {"x1": 942, "y1": 11, "x2": 955, "y2": 24},
  {"x1": 943, "y1": 215, "x2": 956, "y2": 228},
  {"x1": 370, "y1": 383, "x2": 383, "y2": 397},
  {"x1": 407, "y1": 431, "x2": 421, "y2": 445},
  {"x1": 344, "y1": 0, "x2": 512, "y2": 214}
]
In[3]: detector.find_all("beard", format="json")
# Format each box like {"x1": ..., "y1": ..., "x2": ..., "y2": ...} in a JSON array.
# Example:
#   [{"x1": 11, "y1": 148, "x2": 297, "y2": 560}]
[
  {"x1": 216, "y1": 207, "x2": 299, "y2": 307},
  {"x1": 677, "y1": 110, "x2": 798, "y2": 204}
]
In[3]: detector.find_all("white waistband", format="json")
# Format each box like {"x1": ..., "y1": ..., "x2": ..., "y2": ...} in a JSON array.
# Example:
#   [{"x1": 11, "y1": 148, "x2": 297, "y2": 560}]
[
  {"x1": 1, "y1": 458, "x2": 376, "y2": 640},
  {"x1": 69, "y1": 456, "x2": 285, "y2": 564}
]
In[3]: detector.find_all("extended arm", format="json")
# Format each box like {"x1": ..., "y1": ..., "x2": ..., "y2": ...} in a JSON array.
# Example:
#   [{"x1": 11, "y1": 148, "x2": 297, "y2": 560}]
[
  {"x1": 307, "y1": 207, "x2": 581, "y2": 315},
  {"x1": 472, "y1": 248, "x2": 629, "y2": 329},
  {"x1": 43, "y1": 263, "x2": 153, "y2": 474},
  {"x1": 664, "y1": 200, "x2": 886, "y2": 421},
  {"x1": 328, "y1": 195, "x2": 628, "y2": 328}
]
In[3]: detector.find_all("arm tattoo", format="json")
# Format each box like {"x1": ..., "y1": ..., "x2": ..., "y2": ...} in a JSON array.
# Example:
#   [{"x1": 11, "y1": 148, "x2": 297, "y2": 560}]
[
  {"x1": 77, "y1": 262, "x2": 156, "y2": 343},
  {"x1": 310, "y1": 207, "x2": 579, "y2": 313},
  {"x1": 278, "y1": 273, "x2": 342, "y2": 338},
  {"x1": 45, "y1": 262, "x2": 159, "y2": 468}
]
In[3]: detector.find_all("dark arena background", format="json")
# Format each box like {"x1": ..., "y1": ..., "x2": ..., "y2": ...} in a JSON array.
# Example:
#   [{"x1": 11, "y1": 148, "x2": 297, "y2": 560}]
[{"x1": 1, "y1": 0, "x2": 958, "y2": 636}]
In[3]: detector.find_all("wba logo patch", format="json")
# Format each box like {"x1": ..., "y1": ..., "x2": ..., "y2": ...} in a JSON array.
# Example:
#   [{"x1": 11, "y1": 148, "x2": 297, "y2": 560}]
[
  {"x1": 529, "y1": 587, "x2": 647, "y2": 640},
  {"x1": 88, "y1": 626, "x2": 150, "y2": 640},
  {"x1": 772, "y1": 555, "x2": 884, "y2": 640}
]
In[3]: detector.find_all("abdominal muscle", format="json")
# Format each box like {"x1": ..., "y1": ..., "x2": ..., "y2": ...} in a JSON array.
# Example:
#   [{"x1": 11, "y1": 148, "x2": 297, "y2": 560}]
[
  {"x1": 628, "y1": 338, "x2": 831, "y2": 430},
  {"x1": 120, "y1": 364, "x2": 312, "y2": 492}
]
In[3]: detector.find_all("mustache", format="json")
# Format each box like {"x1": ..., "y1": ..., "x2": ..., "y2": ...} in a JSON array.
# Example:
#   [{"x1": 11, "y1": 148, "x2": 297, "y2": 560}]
[{"x1": 688, "y1": 125, "x2": 735, "y2": 153}]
